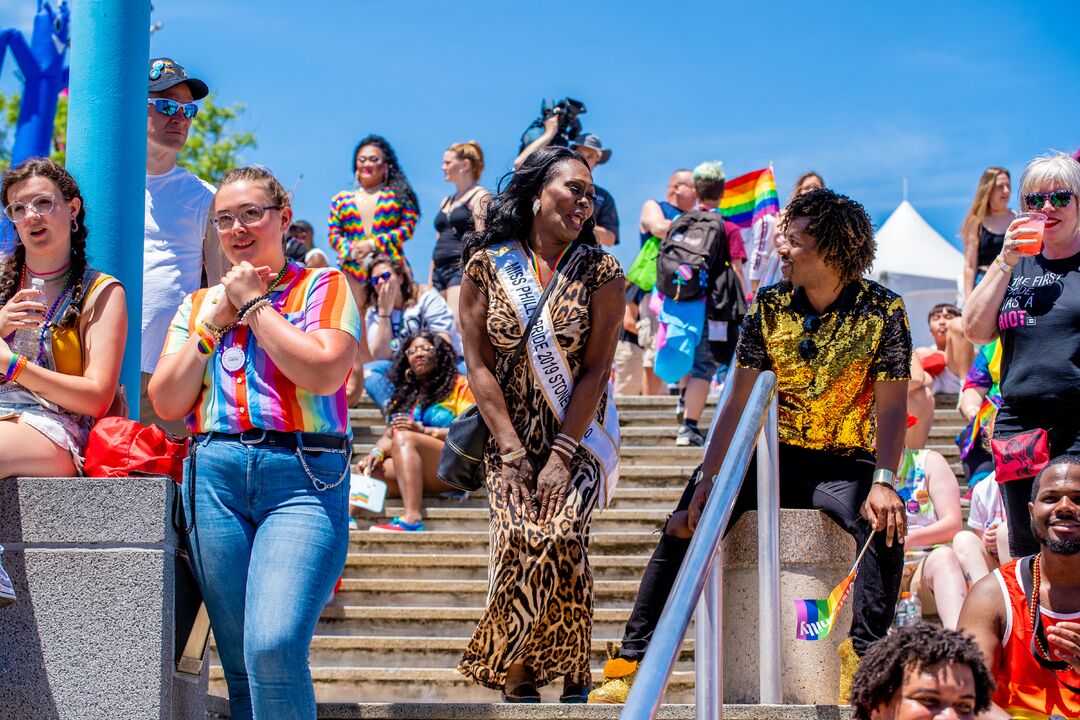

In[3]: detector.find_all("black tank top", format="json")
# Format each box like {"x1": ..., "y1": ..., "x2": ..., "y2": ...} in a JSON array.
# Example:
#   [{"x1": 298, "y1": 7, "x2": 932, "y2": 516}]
[
  {"x1": 432, "y1": 197, "x2": 475, "y2": 265},
  {"x1": 977, "y1": 224, "x2": 1005, "y2": 267}
]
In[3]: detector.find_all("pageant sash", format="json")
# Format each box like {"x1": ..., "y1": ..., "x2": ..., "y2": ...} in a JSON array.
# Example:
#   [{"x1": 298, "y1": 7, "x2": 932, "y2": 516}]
[{"x1": 489, "y1": 241, "x2": 621, "y2": 507}]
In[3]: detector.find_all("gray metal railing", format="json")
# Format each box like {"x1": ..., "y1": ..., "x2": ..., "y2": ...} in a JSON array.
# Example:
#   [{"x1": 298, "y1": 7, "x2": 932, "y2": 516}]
[{"x1": 622, "y1": 370, "x2": 779, "y2": 720}]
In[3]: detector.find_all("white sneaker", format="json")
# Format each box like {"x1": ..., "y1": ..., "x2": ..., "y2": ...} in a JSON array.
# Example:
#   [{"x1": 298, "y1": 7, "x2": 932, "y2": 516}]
[
  {"x1": 0, "y1": 545, "x2": 15, "y2": 609},
  {"x1": 675, "y1": 425, "x2": 705, "y2": 447}
]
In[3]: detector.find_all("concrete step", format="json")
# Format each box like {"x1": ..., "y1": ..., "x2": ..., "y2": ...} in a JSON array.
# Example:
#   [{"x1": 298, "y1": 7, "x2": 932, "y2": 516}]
[
  {"x1": 212, "y1": 634, "x2": 692, "y2": 669},
  {"x1": 206, "y1": 697, "x2": 850, "y2": 720},
  {"x1": 344, "y1": 553, "x2": 650, "y2": 581},
  {"x1": 315, "y1": 606, "x2": 646, "y2": 638},
  {"x1": 350, "y1": 531, "x2": 661, "y2": 556},
  {"x1": 362, "y1": 486, "x2": 685, "y2": 512},
  {"x1": 370, "y1": 507, "x2": 668, "y2": 533},
  {"x1": 209, "y1": 667, "x2": 697, "y2": 704},
  {"x1": 329, "y1": 578, "x2": 648, "y2": 607}
]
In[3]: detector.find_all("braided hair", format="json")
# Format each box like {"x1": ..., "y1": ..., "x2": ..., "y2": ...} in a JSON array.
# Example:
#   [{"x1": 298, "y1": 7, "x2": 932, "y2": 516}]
[
  {"x1": 385, "y1": 330, "x2": 459, "y2": 419},
  {"x1": 0, "y1": 158, "x2": 90, "y2": 329},
  {"x1": 352, "y1": 134, "x2": 420, "y2": 217}
]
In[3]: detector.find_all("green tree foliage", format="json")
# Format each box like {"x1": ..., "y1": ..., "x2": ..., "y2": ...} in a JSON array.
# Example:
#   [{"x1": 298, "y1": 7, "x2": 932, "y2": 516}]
[{"x1": 0, "y1": 91, "x2": 256, "y2": 182}]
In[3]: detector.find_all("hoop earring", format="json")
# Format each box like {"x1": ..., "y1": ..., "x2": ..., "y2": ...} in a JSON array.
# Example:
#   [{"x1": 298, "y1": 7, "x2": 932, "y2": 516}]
[
  {"x1": 532, "y1": 199, "x2": 541, "y2": 215},
  {"x1": 71, "y1": 217, "x2": 79, "y2": 233},
  {"x1": 404, "y1": 368, "x2": 416, "y2": 382}
]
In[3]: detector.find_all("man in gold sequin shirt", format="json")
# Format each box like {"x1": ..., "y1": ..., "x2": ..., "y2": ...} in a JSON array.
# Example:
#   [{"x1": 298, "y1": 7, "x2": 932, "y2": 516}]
[{"x1": 589, "y1": 188, "x2": 912, "y2": 706}]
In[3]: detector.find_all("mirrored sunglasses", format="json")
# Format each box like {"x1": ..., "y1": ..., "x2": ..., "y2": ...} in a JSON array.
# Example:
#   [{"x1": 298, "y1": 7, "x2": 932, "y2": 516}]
[
  {"x1": 148, "y1": 98, "x2": 199, "y2": 119},
  {"x1": 1023, "y1": 189, "x2": 1074, "y2": 211},
  {"x1": 369, "y1": 271, "x2": 394, "y2": 286}
]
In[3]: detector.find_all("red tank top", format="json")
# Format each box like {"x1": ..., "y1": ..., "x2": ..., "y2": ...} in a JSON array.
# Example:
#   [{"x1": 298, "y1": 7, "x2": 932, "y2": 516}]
[{"x1": 992, "y1": 558, "x2": 1080, "y2": 719}]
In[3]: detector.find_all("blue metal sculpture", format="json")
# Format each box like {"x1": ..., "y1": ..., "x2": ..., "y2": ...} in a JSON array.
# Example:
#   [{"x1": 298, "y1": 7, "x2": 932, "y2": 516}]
[{"x1": 0, "y1": 0, "x2": 70, "y2": 166}]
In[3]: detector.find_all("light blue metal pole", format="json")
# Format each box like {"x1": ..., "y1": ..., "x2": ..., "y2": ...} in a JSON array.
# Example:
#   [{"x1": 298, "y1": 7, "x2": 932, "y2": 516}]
[{"x1": 65, "y1": 0, "x2": 150, "y2": 419}]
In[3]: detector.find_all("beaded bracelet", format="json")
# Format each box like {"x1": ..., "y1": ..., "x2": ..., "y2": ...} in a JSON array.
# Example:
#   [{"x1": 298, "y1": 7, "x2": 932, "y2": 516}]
[
  {"x1": 7, "y1": 354, "x2": 28, "y2": 384},
  {"x1": 238, "y1": 296, "x2": 272, "y2": 324},
  {"x1": 236, "y1": 294, "x2": 270, "y2": 323}
]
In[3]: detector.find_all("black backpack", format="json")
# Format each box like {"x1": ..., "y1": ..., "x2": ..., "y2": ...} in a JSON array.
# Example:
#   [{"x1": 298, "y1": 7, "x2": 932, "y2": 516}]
[{"x1": 655, "y1": 211, "x2": 725, "y2": 302}]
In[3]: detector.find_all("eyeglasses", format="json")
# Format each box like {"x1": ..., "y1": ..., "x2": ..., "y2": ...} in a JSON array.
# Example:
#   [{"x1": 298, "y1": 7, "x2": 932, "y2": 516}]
[
  {"x1": 405, "y1": 344, "x2": 435, "y2": 357},
  {"x1": 1023, "y1": 189, "x2": 1074, "y2": 211},
  {"x1": 211, "y1": 205, "x2": 280, "y2": 232},
  {"x1": 798, "y1": 315, "x2": 821, "y2": 361},
  {"x1": 369, "y1": 271, "x2": 394, "y2": 286},
  {"x1": 148, "y1": 98, "x2": 199, "y2": 119},
  {"x1": 4, "y1": 193, "x2": 57, "y2": 223},
  {"x1": 356, "y1": 155, "x2": 384, "y2": 165}
]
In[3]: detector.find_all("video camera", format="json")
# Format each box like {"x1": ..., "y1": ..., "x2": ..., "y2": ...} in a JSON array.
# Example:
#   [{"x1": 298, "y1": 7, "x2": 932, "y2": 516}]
[{"x1": 518, "y1": 97, "x2": 587, "y2": 152}]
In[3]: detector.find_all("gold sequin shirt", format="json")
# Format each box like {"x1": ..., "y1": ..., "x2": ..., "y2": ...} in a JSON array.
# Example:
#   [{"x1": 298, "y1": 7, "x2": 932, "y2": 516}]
[{"x1": 735, "y1": 279, "x2": 912, "y2": 454}]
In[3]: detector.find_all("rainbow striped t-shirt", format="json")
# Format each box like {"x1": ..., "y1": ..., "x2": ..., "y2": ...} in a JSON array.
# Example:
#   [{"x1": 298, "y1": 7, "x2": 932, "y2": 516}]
[{"x1": 163, "y1": 262, "x2": 361, "y2": 435}]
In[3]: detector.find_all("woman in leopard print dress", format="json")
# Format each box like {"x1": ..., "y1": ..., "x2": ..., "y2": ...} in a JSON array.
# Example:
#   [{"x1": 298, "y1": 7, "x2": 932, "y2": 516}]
[{"x1": 456, "y1": 147, "x2": 624, "y2": 702}]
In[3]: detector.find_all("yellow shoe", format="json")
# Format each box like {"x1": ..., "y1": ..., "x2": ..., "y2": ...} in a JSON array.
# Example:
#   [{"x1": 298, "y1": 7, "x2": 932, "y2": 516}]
[
  {"x1": 587, "y1": 643, "x2": 639, "y2": 705},
  {"x1": 837, "y1": 637, "x2": 860, "y2": 704}
]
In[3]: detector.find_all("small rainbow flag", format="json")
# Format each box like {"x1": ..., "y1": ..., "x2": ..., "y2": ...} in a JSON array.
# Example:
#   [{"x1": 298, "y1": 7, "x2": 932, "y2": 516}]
[
  {"x1": 956, "y1": 392, "x2": 1001, "y2": 459},
  {"x1": 719, "y1": 167, "x2": 780, "y2": 230},
  {"x1": 794, "y1": 532, "x2": 875, "y2": 641}
]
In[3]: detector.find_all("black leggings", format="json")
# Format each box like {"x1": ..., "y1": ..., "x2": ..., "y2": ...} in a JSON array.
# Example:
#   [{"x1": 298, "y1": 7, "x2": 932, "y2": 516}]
[{"x1": 618, "y1": 443, "x2": 903, "y2": 659}]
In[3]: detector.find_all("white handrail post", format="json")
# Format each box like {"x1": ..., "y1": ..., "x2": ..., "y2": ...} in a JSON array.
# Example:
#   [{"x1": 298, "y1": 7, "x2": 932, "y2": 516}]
[
  {"x1": 695, "y1": 550, "x2": 723, "y2": 720},
  {"x1": 756, "y1": 392, "x2": 782, "y2": 703}
]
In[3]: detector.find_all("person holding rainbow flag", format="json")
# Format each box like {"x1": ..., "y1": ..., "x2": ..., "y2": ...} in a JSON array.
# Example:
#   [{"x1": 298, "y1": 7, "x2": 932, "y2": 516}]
[{"x1": 589, "y1": 188, "x2": 911, "y2": 705}]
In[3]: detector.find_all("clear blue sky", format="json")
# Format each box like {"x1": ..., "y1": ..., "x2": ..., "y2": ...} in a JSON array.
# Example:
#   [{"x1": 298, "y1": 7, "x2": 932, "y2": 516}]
[{"x1": 2, "y1": 0, "x2": 1078, "y2": 275}]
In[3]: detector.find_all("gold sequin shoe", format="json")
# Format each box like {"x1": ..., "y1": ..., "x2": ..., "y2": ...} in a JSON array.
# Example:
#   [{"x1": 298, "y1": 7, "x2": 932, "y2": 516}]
[
  {"x1": 587, "y1": 643, "x2": 639, "y2": 704},
  {"x1": 837, "y1": 637, "x2": 860, "y2": 704}
]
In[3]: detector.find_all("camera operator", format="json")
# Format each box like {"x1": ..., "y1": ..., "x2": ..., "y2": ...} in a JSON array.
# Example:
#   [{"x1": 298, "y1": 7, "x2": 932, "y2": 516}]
[{"x1": 513, "y1": 121, "x2": 619, "y2": 247}]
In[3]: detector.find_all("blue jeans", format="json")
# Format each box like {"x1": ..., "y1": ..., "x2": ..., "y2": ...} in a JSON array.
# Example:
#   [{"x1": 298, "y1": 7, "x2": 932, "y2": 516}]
[
  {"x1": 183, "y1": 434, "x2": 351, "y2": 720},
  {"x1": 364, "y1": 358, "x2": 469, "y2": 412}
]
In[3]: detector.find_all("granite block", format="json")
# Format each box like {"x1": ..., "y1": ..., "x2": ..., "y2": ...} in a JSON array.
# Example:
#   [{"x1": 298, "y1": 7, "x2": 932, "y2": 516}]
[
  {"x1": 0, "y1": 476, "x2": 172, "y2": 545},
  {"x1": 723, "y1": 510, "x2": 856, "y2": 705}
]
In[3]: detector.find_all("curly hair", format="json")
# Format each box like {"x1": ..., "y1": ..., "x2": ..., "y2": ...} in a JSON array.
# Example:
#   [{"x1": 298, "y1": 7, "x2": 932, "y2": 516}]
[
  {"x1": 781, "y1": 187, "x2": 876, "y2": 283},
  {"x1": 850, "y1": 624, "x2": 994, "y2": 719},
  {"x1": 352, "y1": 134, "x2": 420, "y2": 217},
  {"x1": 0, "y1": 157, "x2": 90, "y2": 329},
  {"x1": 354, "y1": 252, "x2": 420, "y2": 315},
  {"x1": 385, "y1": 330, "x2": 459, "y2": 418},
  {"x1": 461, "y1": 145, "x2": 596, "y2": 263}
]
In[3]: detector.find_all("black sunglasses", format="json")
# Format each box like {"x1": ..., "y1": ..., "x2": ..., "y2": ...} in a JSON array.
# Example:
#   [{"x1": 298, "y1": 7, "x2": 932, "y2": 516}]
[
  {"x1": 1023, "y1": 189, "x2": 1073, "y2": 211},
  {"x1": 798, "y1": 315, "x2": 821, "y2": 360}
]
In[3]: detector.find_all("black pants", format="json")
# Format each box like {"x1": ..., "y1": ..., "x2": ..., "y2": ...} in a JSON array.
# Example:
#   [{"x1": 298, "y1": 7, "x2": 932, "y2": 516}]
[
  {"x1": 618, "y1": 443, "x2": 904, "y2": 659},
  {"x1": 994, "y1": 407, "x2": 1080, "y2": 557}
]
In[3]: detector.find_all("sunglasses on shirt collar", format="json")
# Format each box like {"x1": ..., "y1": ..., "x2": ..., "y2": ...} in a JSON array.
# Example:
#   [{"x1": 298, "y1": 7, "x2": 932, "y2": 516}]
[
  {"x1": 148, "y1": 98, "x2": 199, "y2": 119},
  {"x1": 798, "y1": 315, "x2": 821, "y2": 361}
]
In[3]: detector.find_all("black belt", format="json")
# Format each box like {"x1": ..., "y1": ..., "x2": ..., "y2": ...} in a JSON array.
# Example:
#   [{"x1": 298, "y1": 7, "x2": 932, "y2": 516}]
[{"x1": 201, "y1": 429, "x2": 349, "y2": 451}]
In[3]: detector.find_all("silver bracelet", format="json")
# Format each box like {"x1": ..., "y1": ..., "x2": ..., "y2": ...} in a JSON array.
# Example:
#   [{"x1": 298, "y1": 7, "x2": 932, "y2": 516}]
[
  {"x1": 500, "y1": 446, "x2": 527, "y2": 464},
  {"x1": 872, "y1": 468, "x2": 897, "y2": 489},
  {"x1": 239, "y1": 297, "x2": 271, "y2": 323}
]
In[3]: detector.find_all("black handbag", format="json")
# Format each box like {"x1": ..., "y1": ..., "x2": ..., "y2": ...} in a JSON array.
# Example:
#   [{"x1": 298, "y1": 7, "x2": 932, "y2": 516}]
[{"x1": 437, "y1": 257, "x2": 566, "y2": 492}]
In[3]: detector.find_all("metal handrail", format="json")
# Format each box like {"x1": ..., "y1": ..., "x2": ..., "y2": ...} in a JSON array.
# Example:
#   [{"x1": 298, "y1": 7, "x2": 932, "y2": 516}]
[{"x1": 622, "y1": 371, "x2": 778, "y2": 720}]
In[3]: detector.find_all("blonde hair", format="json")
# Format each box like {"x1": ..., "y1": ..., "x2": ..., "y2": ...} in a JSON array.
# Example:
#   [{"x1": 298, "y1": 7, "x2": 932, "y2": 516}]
[
  {"x1": 691, "y1": 160, "x2": 726, "y2": 203},
  {"x1": 448, "y1": 140, "x2": 484, "y2": 181},
  {"x1": 1019, "y1": 151, "x2": 1080, "y2": 236},
  {"x1": 960, "y1": 166, "x2": 1010, "y2": 242},
  {"x1": 216, "y1": 166, "x2": 291, "y2": 210}
]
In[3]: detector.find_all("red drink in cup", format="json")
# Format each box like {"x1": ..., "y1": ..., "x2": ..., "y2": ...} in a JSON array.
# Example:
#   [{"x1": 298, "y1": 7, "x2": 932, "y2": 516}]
[{"x1": 1014, "y1": 212, "x2": 1047, "y2": 255}]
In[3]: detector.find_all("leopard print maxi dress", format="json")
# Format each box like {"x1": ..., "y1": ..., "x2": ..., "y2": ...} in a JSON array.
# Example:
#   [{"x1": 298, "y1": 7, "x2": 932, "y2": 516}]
[{"x1": 457, "y1": 243, "x2": 624, "y2": 691}]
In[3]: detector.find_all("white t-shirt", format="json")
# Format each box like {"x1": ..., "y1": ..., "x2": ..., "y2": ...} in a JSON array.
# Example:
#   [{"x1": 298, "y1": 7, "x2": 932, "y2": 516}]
[
  {"x1": 143, "y1": 166, "x2": 215, "y2": 373},
  {"x1": 364, "y1": 287, "x2": 463, "y2": 358},
  {"x1": 967, "y1": 474, "x2": 1004, "y2": 532}
]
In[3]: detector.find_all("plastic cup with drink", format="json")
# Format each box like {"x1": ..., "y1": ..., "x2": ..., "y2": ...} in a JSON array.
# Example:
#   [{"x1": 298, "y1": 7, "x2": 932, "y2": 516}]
[
  {"x1": 1013, "y1": 212, "x2": 1047, "y2": 256},
  {"x1": 388, "y1": 412, "x2": 412, "y2": 436}
]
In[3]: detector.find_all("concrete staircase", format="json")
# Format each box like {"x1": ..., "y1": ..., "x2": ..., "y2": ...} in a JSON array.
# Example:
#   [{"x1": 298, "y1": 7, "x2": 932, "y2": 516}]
[{"x1": 208, "y1": 393, "x2": 964, "y2": 715}]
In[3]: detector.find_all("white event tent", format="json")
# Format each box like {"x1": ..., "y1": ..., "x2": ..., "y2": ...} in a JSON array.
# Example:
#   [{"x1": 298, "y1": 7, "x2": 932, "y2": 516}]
[{"x1": 868, "y1": 199, "x2": 964, "y2": 349}]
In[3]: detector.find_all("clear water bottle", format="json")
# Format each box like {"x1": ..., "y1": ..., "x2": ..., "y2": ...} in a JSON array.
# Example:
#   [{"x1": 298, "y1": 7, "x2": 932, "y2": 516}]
[
  {"x1": 894, "y1": 591, "x2": 923, "y2": 628},
  {"x1": 10, "y1": 278, "x2": 45, "y2": 360}
]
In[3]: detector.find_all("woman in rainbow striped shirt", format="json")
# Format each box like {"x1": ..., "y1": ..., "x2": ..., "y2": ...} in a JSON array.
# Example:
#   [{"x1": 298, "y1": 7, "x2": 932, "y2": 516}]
[
  {"x1": 328, "y1": 134, "x2": 419, "y2": 403},
  {"x1": 150, "y1": 167, "x2": 361, "y2": 720}
]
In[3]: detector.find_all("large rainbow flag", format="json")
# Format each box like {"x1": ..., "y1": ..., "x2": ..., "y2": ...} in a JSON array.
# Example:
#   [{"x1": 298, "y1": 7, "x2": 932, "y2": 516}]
[
  {"x1": 719, "y1": 167, "x2": 780, "y2": 230},
  {"x1": 794, "y1": 532, "x2": 875, "y2": 641}
]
